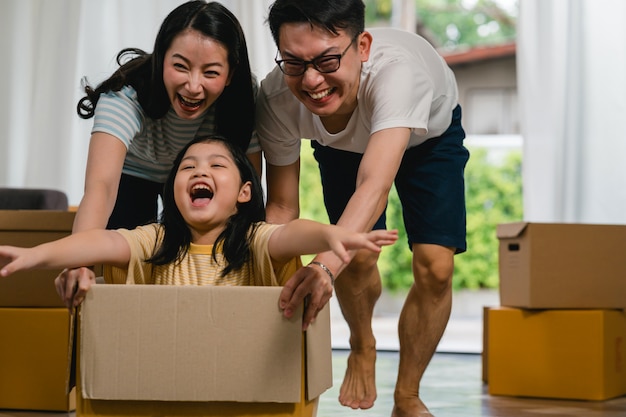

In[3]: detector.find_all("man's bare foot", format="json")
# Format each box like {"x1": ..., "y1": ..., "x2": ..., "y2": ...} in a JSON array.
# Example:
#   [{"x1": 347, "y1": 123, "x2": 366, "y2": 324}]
[
  {"x1": 391, "y1": 396, "x2": 434, "y2": 417},
  {"x1": 338, "y1": 346, "x2": 377, "y2": 409}
]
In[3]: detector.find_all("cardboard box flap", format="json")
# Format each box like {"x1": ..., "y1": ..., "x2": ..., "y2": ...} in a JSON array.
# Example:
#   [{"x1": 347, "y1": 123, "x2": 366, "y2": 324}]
[
  {"x1": 496, "y1": 222, "x2": 528, "y2": 239},
  {"x1": 80, "y1": 285, "x2": 310, "y2": 403},
  {"x1": 0, "y1": 210, "x2": 75, "y2": 231},
  {"x1": 305, "y1": 302, "x2": 333, "y2": 400}
]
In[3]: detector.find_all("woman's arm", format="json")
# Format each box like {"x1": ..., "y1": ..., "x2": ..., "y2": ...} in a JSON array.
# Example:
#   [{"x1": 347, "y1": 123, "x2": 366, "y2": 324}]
[
  {"x1": 267, "y1": 219, "x2": 398, "y2": 264},
  {"x1": 57, "y1": 132, "x2": 128, "y2": 308},
  {"x1": 0, "y1": 229, "x2": 131, "y2": 277},
  {"x1": 72, "y1": 132, "x2": 128, "y2": 232}
]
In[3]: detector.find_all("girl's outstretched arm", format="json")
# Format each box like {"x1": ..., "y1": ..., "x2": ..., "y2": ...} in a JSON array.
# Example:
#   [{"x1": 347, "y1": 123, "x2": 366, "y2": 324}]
[
  {"x1": 0, "y1": 229, "x2": 131, "y2": 277},
  {"x1": 267, "y1": 219, "x2": 398, "y2": 264}
]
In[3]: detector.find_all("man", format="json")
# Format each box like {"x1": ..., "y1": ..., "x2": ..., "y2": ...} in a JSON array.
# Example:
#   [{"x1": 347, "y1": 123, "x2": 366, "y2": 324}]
[{"x1": 256, "y1": 1, "x2": 469, "y2": 415}]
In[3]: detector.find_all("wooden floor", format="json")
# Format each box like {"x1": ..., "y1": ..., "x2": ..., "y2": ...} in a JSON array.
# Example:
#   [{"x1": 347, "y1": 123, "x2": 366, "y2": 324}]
[
  {"x1": 318, "y1": 350, "x2": 626, "y2": 417},
  {"x1": 2, "y1": 351, "x2": 626, "y2": 417}
]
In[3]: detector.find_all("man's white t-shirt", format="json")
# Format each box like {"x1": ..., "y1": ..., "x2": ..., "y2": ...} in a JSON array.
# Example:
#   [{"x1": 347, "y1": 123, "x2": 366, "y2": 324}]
[{"x1": 257, "y1": 27, "x2": 459, "y2": 167}]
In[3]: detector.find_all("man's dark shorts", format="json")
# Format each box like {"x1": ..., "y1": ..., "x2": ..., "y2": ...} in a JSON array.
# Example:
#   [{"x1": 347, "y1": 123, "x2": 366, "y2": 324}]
[{"x1": 311, "y1": 105, "x2": 469, "y2": 253}]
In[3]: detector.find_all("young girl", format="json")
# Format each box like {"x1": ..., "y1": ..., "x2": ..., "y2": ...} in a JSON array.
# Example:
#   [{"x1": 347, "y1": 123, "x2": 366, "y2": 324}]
[{"x1": 0, "y1": 136, "x2": 397, "y2": 309}]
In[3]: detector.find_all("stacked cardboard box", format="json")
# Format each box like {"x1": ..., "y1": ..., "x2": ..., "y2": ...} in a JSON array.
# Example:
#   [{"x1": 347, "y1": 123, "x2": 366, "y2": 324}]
[
  {"x1": 485, "y1": 222, "x2": 626, "y2": 401},
  {"x1": 0, "y1": 210, "x2": 77, "y2": 411}
]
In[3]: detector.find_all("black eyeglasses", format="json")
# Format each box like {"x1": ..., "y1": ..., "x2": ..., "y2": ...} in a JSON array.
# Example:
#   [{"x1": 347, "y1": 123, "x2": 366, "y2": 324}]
[{"x1": 275, "y1": 35, "x2": 359, "y2": 76}]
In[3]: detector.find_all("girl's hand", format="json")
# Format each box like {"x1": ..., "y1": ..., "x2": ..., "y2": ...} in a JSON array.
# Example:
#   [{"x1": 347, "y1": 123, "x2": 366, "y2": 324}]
[
  {"x1": 327, "y1": 229, "x2": 399, "y2": 264},
  {"x1": 1, "y1": 246, "x2": 96, "y2": 311},
  {"x1": 0, "y1": 246, "x2": 33, "y2": 277}
]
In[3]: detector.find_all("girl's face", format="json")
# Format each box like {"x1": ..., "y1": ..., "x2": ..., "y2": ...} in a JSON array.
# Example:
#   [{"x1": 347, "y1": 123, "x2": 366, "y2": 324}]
[
  {"x1": 163, "y1": 29, "x2": 233, "y2": 120},
  {"x1": 174, "y1": 141, "x2": 251, "y2": 242},
  {"x1": 277, "y1": 23, "x2": 371, "y2": 130}
]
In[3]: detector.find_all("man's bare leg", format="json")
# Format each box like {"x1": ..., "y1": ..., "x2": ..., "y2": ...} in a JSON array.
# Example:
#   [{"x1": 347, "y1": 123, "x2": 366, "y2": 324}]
[
  {"x1": 335, "y1": 249, "x2": 381, "y2": 409},
  {"x1": 392, "y1": 244, "x2": 455, "y2": 417}
]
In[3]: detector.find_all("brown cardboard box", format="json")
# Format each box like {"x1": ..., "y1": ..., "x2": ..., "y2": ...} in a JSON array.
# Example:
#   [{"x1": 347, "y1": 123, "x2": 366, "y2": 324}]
[
  {"x1": 497, "y1": 222, "x2": 626, "y2": 309},
  {"x1": 487, "y1": 306, "x2": 626, "y2": 401},
  {"x1": 481, "y1": 306, "x2": 490, "y2": 384},
  {"x1": 74, "y1": 285, "x2": 332, "y2": 417},
  {"x1": 0, "y1": 307, "x2": 76, "y2": 411},
  {"x1": 0, "y1": 210, "x2": 75, "y2": 307}
]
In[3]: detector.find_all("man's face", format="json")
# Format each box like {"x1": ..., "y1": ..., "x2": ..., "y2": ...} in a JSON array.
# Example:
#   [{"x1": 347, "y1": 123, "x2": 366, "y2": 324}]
[{"x1": 277, "y1": 23, "x2": 369, "y2": 124}]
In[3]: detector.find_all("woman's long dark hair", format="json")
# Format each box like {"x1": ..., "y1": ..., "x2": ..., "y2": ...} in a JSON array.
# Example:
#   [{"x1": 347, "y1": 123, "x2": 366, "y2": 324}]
[
  {"x1": 147, "y1": 135, "x2": 265, "y2": 277},
  {"x1": 77, "y1": 1, "x2": 255, "y2": 151}
]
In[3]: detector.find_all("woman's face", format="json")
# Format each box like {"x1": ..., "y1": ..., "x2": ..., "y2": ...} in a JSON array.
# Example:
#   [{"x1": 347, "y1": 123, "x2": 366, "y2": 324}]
[
  {"x1": 174, "y1": 141, "x2": 251, "y2": 242},
  {"x1": 163, "y1": 29, "x2": 232, "y2": 120}
]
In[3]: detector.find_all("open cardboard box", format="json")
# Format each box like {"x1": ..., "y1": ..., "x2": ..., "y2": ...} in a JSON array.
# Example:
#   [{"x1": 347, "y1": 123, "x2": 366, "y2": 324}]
[
  {"x1": 72, "y1": 284, "x2": 332, "y2": 417},
  {"x1": 497, "y1": 222, "x2": 626, "y2": 309}
]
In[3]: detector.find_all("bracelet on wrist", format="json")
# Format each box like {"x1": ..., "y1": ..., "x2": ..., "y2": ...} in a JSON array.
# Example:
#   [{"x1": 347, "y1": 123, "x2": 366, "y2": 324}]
[{"x1": 307, "y1": 261, "x2": 335, "y2": 286}]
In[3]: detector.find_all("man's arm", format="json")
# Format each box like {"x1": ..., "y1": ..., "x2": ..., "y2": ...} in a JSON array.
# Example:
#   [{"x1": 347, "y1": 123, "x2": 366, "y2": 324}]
[
  {"x1": 265, "y1": 159, "x2": 301, "y2": 224},
  {"x1": 316, "y1": 127, "x2": 410, "y2": 271},
  {"x1": 279, "y1": 127, "x2": 411, "y2": 328},
  {"x1": 247, "y1": 151, "x2": 263, "y2": 178}
]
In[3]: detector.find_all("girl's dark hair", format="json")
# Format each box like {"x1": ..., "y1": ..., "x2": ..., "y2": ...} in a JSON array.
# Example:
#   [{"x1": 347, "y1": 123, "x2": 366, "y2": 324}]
[
  {"x1": 78, "y1": 1, "x2": 255, "y2": 151},
  {"x1": 267, "y1": 0, "x2": 365, "y2": 47},
  {"x1": 147, "y1": 135, "x2": 265, "y2": 277}
]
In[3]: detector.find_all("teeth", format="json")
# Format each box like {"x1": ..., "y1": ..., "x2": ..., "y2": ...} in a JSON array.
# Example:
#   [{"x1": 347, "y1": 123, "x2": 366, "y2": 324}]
[
  {"x1": 179, "y1": 95, "x2": 203, "y2": 106},
  {"x1": 309, "y1": 88, "x2": 333, "y2": 100},
  {"x1": 191, "y1": 184, "x2": 214, "y2": 200}
]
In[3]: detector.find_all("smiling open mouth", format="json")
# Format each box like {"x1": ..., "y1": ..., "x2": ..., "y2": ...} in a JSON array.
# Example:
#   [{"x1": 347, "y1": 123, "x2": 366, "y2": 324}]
[
  {"x1": 191, "y1": 185, "x2": 214, "y2": 202},
  {"x1": 178, "y1": 94, "x2": 205, "y2": 110},
  {"x1": 307, "y1": 87, "x2": 336, "y2": 100}
]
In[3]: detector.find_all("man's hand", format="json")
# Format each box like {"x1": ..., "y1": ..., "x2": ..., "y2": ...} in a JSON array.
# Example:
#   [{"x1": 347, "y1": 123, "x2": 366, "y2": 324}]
[
  {"x1": 279, "y1": 264, "x2": 333, "y2": 330},
  {"x1": 54, "y1": 267, "x2": 96, "y2": 310}
]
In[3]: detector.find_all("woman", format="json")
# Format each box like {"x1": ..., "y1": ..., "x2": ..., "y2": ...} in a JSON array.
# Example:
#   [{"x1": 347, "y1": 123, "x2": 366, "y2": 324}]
[
  {"x1": 61, "y1": 1, "x2": 258, "y2": 290},
  {"x1": 75, "y1": 1, "x2": 257, "y2": 231}
]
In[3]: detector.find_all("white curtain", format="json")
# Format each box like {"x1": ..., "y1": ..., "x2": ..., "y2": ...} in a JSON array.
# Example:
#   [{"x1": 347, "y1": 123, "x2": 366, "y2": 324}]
[
  {"x1": 518, "y1": 0, "x2": 626, "y2": 223},
  {"x1": 6, "y1": 0, "x2": 625, "y2": 222},
  {"x1": 0, "y1": 0, "x2": 275, "y2": 206}
]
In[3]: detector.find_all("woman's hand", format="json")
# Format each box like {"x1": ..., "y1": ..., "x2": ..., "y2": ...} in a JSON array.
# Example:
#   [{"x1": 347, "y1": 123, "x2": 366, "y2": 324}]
[{"x1": 54, "y1": 267, "x2": 97, "y2": 310}]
